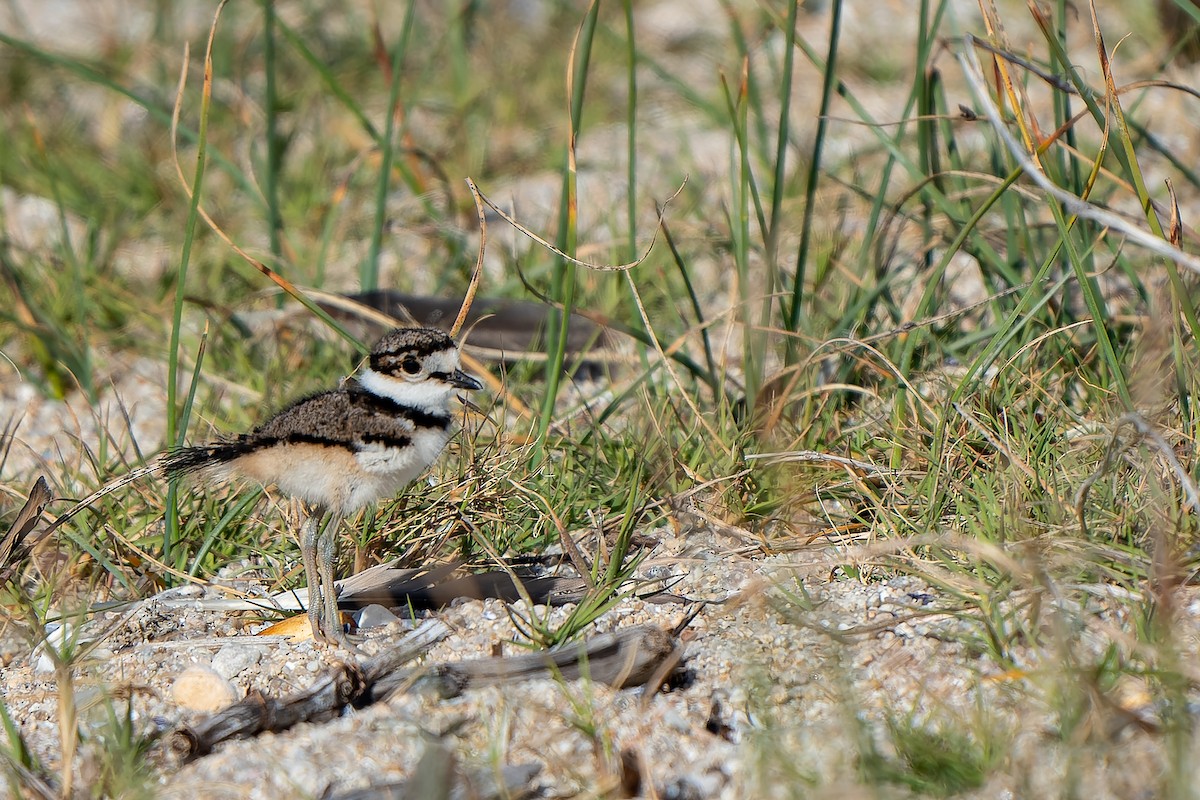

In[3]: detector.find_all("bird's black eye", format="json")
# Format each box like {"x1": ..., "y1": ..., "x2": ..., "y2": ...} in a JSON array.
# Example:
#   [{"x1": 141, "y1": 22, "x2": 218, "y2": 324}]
[{"x1": 401, "y1": 357, "x2": 422, "y2": 375}]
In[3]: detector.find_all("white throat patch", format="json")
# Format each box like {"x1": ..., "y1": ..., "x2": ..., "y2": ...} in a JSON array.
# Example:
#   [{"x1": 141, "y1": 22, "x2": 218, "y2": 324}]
[{"x1": 358, "y1": 367, "x2": 457, "y2": 412}]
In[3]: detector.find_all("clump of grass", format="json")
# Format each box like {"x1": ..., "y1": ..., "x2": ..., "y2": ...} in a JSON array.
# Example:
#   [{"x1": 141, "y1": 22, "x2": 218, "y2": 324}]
[
  {"x1": 78, "y1": 698, "x2": 158, "y2": 800},
  {"x1": 858, "y1": 708, "x2": 1008, "y2": 797}
]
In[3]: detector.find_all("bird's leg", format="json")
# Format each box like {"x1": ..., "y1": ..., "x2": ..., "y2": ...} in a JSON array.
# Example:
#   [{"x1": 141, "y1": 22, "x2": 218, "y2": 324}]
[
  {"x1": 298, "y1": 502, "x2": 327, "y2": 641},
  {"x1": 317, "y1": 512, "x2": 345, "y2": 645}
]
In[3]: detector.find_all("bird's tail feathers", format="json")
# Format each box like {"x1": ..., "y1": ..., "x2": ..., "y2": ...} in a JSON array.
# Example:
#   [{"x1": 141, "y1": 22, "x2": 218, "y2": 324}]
[{"x1": 161, "y1": 441, "x2": 249, "y2": 480}]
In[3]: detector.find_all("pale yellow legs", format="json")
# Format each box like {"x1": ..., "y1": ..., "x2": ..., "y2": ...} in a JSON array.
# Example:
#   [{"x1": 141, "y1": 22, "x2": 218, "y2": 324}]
[{"x1": 296, "y1": 502, "x2": 347, "y2": 645}]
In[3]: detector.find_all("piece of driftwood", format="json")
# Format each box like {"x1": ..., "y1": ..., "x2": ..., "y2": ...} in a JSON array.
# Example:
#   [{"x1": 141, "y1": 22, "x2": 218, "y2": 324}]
[
  {"x1": 369, "y1": 624, "x2": 678, "y2": 703},
  {"x1": 171, "y1": 619, "x2": 451, "y2": 759},
  {"x1": 171, "y1": 624, "x2": 679, "y2": 760}
]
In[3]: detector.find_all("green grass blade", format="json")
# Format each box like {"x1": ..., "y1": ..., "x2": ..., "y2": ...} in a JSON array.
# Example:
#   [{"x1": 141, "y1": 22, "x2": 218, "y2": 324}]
[
  {"x1": 262, "y1": 0, "x2": 284, "y2": 279},
  {"x1": 623, "y1": 0, "x2": 637, "y2": 264},
  {"x1": 362, "y1": 4, "x2": 417, "y2": 292},
  {"x1": 535, "y1": 1, "x2": 600, "y2": 456},
  {"x1": 786, "y1": 0, "x2": 840, "y2": 349},
  {"x1": 188, "y1": 489, "x2": 262, "y2": 576},
  {"x1": 165, "y1": 11, "x2": 218, "y2": 572}
]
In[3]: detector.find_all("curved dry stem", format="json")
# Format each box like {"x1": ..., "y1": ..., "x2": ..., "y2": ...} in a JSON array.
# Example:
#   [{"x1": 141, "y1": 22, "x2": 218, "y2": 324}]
[
  {"x1": 454, "y1": 178, "x2": 489, "y2": 339},
  {"x1": 958, "y1": 39, "x2": 1200, "y2": 275},
  {"x1": 470, "y1": 179, "x2": 687, "y2": 273}
]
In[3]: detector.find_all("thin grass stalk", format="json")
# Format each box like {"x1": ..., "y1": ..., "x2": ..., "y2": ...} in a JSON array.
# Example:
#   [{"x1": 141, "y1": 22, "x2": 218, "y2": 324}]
[
  {"x1": 262, "y1": 0, "x2": 283, "y2": 280},
  {"x1": 603, "y1": 458, "x2": 643, "y2": 585},
  {"x1": 535, "y1": 1, "x2": 600, "y2": 455},
  {"x1": 53, "y1": 654, "x2": 77, "y2": 799},
  {"x1": 917, "y1": 0, "x2": 937, "y2": 272},
  {"x1": 623, "y1": 0, "x2": 637, "y2": 264},
  {"x1": 165, "y1": 14, "x2": 220, "y2": 569},
  {"x1": 719, "y1": 68, "x2": 770, "y2": 259},
  {"x1": 928, "y1": 67, "x2": 973, "y2": 215},
  {"x1": 1052, "y1": 0, "x2": 1082, "y2": 198},
  {"x1": 660, "y1": 214, "x2": 718, "y2": 390},
  {"x1": 786, "y1": 0, "x2": 839, "y2": 358},
  {"x1": 767, "y1": 0, "x2": 799, "y2": 268},
  {"x1": 169, "y1": 330, "x2": 210, "y2": 567},
  {"x1": 177, "y1": 328, "x2": 208, "y2": 464},
  {"x1": 725, "y1": 62, "x2": 761, "y2": 410},
  {"x1": 1040, "y1": 35, "x2": 1095, "y2": 331},
  {"x1": 719, "y1": 0, "x2": 768, "y2": 161},
  {"x1": 362, "y1": 4, "x2": 416, "y2": 291}
]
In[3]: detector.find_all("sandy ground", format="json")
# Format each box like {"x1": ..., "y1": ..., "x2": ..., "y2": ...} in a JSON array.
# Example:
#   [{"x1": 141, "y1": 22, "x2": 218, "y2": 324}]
[{"x1": 1, "y1": 517, "x2": 1197, "y2": 798}]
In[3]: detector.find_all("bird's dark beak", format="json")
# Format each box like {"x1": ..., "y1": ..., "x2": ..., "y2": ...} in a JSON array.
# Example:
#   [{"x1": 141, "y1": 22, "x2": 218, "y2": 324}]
[{"x1": 450, "y1": 369, "x2": 483, "y2": 391}]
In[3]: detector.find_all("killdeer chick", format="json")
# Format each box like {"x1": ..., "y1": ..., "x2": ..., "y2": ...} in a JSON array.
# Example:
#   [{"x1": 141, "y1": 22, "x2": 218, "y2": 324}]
[{"x1": 163, "y1": 327, "x2": 482, "y2": 644}]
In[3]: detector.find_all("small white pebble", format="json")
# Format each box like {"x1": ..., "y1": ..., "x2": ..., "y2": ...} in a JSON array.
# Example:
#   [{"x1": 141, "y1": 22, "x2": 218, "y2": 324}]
[
  {"x1": 355, "y1": 604, "x2": 401, "y2": 630},
  {"x1": 210, "y1": 643, "x2": 264, "y2": 679},
  {"x1": 481, "y1": 599, "x2": 503, "y2": 621}
]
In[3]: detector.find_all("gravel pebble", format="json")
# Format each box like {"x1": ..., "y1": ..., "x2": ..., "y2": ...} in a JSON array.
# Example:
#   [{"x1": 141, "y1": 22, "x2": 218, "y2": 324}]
[
  {"x1": 210, "y1": 643, "x2": 265, "y2": 679},
  {"x1": 171, "y1": 665, "x2": 240, "y2": 712}
]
